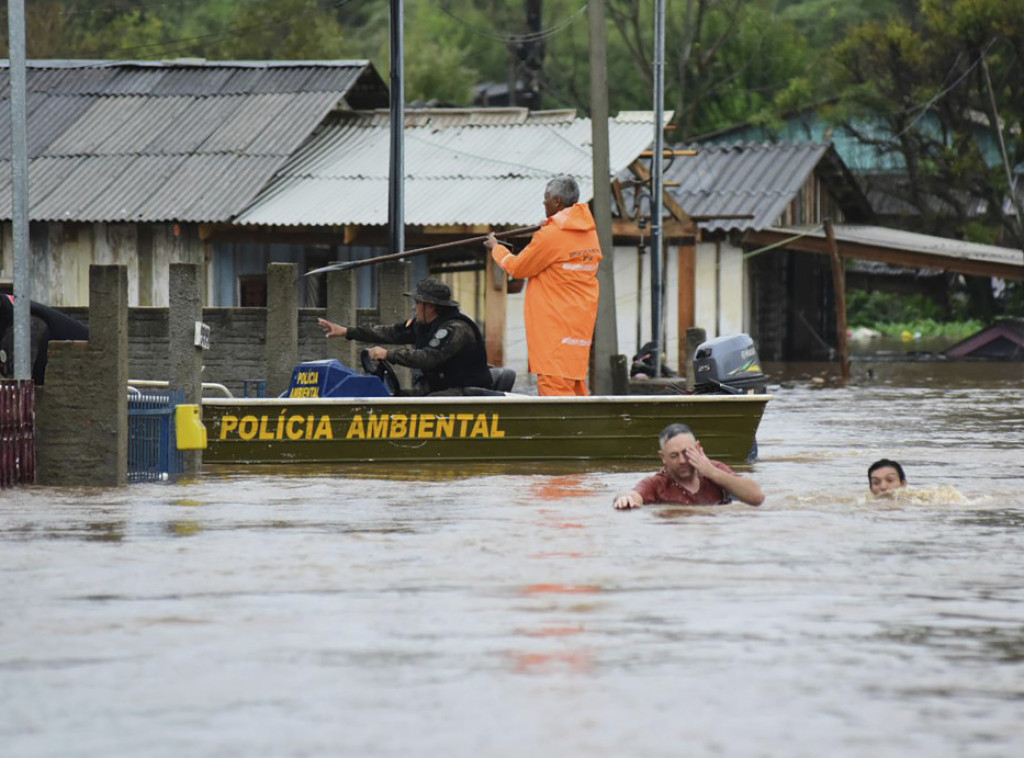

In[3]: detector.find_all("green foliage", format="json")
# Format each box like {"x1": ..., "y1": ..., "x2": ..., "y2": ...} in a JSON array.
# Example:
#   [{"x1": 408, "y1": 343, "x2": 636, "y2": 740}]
[
  {"x1": 870, "y1": 318, "x2": 986, "y2": 340},
  {"x1": 847, "y1": 289, "x2": 986, "y2": 338},
  {"x1": 847, "y1": 289, "x2": 947, "y2": 326}
]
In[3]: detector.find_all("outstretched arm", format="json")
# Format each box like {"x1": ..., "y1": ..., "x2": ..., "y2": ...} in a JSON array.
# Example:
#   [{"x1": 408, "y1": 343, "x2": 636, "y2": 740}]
[
  {"x1": 685, "y1": 447, "x2": 765, "y2": 506},
  {"x1": 318, "y1": 318, "x2": 348, "y2": 338},
  {"x1": 613, "y1": 490, "x2": 644, "y2": 510}
]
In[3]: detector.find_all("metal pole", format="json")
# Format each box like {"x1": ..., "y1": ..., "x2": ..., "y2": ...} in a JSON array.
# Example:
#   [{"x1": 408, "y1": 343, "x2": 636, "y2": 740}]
[
  {"x1": 8, "y1": 0, "x2": 31, "y2": 380},
  {"x1": 388, "y1": 0, "x2": 405, "y2": 256},
  {"x1": 651, "y1": 0, "x2": 666, "y2": 378}
]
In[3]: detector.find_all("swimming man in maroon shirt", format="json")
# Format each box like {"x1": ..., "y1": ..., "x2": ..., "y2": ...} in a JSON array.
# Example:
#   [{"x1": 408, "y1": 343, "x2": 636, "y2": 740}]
[{"x1": 613, "y1": 423, "x2": 765, "y2": 509}]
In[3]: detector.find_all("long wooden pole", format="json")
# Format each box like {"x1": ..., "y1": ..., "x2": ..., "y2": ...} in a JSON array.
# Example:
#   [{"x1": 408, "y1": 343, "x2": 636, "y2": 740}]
[
  {"x1": 824, "y1": 219, "x2": 851, "y2": 382},
  {"x1": 304, "y1": 225, "x2": 541, "y2": 277}
]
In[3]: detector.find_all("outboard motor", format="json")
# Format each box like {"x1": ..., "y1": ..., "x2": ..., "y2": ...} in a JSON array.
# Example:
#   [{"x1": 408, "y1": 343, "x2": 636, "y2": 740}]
[{"x1": 693, "y1": 333, "x2": 767, "y2": 395}]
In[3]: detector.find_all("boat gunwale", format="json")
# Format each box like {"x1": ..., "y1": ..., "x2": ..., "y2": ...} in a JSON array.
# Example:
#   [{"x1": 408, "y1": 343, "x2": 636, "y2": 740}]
[{"x1": 202, "y1": 393, "x2": 773, "y2": 407}]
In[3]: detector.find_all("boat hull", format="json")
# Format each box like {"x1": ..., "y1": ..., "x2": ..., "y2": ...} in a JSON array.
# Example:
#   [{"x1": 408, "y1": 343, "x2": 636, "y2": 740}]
[{"x1": 201, "y1": 393, "x2": 770, "y2": 466}]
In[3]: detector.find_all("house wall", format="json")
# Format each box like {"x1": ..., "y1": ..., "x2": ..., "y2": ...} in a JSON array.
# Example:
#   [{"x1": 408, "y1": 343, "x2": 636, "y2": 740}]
[
  {"x1": 0, "y1": 222, "x2": 207, "y2": 308},
  {"x1": 500, "y1": 244, "x2": 685, "y2": 377},
  {"x1": 694, "y1": 239, "x2": 747, "y2": 341}
]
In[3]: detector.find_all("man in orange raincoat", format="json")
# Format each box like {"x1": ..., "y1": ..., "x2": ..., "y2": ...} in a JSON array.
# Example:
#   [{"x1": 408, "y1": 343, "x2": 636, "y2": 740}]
[{"x1": 484, "y1": 175, "x2": 602, "y2": 396}]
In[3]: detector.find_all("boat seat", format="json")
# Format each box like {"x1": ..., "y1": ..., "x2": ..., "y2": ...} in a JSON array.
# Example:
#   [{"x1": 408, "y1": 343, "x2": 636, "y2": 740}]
[{"x1": 489, "y1": 367, "x2": 517, "y2": 392}]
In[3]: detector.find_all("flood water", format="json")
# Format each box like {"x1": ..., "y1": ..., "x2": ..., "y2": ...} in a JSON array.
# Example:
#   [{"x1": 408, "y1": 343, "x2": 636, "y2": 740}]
[{"x1": 2, "y1": 360, "x2": 1022, "y2": 757}]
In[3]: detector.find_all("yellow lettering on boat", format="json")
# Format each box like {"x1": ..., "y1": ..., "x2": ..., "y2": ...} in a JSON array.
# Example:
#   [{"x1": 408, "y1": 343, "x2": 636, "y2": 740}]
[
  {"x1": 238, "y1": 415, "x2": 258, "y2": 441},
  {"x1": 367, "y1": 414, "x2": 389, "y2": 437},
  {"x1": 435, "y1": 416, "x2": 454, "y2": 437},
  {"x1": 457, "y1": 413, "x2": 475, "y2": 436},
  {"x1": 313, "y1": 415, "x2": 333, "y2": 440},
  {"x1": 470, "y1": 415, "x2": 489, "y2": 438},
  {"x1": 490, "y1": 414, "x2": 505, "y2": 438},
  {"x1": 419, "y1": 415, "x2": 435, "y2": 438},
  {"x1": 391, "y1": 414, "x2": 408, "y2": 437},
  {"x1": 333, "y1": 412, "x2": 505, "y2": 441},
  {"x1": 287, "y1": 415, "x2": 306, "y2": 440},
  {"x1": 258, "y1": 415, "x2": 275, "y2": 440},
  {"x1": 220, "y1": 415, "x2": 238, "y2": 439},
  {"x1": 289, "y1": 386, "x2": 320, "y2": 398}
]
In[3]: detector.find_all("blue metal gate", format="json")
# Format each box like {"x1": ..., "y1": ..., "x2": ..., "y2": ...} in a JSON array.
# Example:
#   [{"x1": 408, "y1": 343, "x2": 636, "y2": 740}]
[{"x1": 128, "y1": 388, "x2": 184, "y2": 482}]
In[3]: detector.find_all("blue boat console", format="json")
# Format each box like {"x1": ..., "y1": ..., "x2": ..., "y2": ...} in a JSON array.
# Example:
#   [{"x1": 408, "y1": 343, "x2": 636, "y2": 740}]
[{"x1": 285, "y1": 359, "x2": 389, "y2": 398}]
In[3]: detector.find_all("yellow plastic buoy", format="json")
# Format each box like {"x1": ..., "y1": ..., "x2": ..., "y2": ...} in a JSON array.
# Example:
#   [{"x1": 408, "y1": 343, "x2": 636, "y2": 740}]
[
  {"x1": 901, "y1": 330, "x2": 914, "y2": 342},
  {"x1": 175, "y1": 404, "x2": 208, "y2": 450}
]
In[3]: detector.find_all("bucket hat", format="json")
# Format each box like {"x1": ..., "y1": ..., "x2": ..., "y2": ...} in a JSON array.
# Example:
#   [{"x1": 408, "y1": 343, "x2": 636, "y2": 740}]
[{"x1": 403, "y1": 278, "x2": 459, "y2": 307}]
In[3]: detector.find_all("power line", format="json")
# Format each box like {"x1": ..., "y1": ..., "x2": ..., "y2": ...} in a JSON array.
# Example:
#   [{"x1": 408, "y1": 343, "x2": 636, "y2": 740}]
[{"x1": 431, "y1": 0, "x2": 588, "y2": 45}]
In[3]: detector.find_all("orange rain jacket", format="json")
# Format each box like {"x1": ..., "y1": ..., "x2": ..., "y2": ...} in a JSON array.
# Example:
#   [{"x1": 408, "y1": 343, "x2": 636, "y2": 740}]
[{"x1": 491, "y1": 203, "x2": 602, "y2": 380}]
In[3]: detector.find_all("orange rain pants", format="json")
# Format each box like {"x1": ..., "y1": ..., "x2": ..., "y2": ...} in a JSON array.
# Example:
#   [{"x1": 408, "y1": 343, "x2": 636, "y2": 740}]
[
  {"x1": 536, "y1": 374, "x2": 589, "y2": 397},
  {"x1": 491, "y1": 203, "x2": 602, "y2": 394}
]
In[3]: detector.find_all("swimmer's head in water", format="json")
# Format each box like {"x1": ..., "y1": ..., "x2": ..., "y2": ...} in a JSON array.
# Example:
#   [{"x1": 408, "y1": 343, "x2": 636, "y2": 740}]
[{"x1": 868, "y1": 458, "x2": 907, "y2": 496}]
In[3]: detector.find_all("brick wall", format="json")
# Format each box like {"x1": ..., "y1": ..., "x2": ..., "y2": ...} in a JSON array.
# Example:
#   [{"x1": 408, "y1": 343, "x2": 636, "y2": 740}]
[{"x1": 62, "y1": 306, "x2": 379, "y2": 397}]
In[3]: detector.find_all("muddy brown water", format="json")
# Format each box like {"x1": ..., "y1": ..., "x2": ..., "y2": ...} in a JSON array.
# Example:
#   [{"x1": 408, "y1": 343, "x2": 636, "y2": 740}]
[{"x1": 1, "y1": 361, "x2": 1022, "y2": 757}]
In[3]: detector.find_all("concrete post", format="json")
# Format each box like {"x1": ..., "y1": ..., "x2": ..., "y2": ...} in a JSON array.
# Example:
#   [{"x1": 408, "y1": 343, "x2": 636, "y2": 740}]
[
  {"x1": 265, "y1": 263, "x2": 298, "y2": 397},
  {"x1": 36, "y1": 265, "x2": 127, "y2": 486},
  {"x1": 685, "y1": 326, "x2": 707, "y2": 389},
  {"x1": 378, "y1": 261, "x2": 412, "y2": 324},
  {"x1": 326, "y1": 268, "x2": 358, "y2": 370},
  {"x1": 169, "y1": 263, "x2": 203, "y2": 475}
]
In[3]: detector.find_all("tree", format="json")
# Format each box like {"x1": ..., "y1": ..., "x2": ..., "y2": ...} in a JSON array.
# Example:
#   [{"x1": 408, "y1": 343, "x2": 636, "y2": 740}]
[{"x1": 825, "y1": 0, "x2": 1024, "y2": 318}]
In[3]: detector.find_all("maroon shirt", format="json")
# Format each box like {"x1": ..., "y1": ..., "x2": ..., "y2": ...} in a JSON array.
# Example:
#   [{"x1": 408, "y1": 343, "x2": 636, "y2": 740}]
[{"x1": 634, "y1": 461, "x2": 736, "y2": 505}]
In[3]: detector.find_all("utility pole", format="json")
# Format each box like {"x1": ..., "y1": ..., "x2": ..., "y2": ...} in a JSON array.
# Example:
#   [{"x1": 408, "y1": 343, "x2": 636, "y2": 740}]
[
  {"x1": 8, "y1": 0, "x2": 31, "y2": 380},
  {"x1": 524, "y1": 0, "x2": 543, "y2": 111},
  {"x1": 651, "y1": 0, "x2": 666, "y2": 378},
  {"x1": 590, "y1": 0, "x2": 618, "y2": 394},
  {"x1": 388, "y1": 0, "x2": 405, "y2": 256}
]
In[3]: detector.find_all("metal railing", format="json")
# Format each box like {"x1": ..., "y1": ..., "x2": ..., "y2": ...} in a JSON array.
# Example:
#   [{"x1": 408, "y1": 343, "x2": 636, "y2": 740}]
[
  {"x1": 127, "y1": 387, "x2": 184, "y2": 483},
  {"x1": 0, "y1": 380, "x2": 34, "y2": 488}
]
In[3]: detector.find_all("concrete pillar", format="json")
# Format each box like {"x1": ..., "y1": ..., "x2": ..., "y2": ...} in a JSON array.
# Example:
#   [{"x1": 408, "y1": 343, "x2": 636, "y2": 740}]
[
  {"x1": 378, "y1": 261, "x2": 412, "y2": 323},
  {"x1": 36, "y1": 265, "x2": 127, "y2": 486},
  {"x1": 326, "y1": 268, "x2": 358, "y2": 370},
  {"x1": 169, "y1": 263, "x2": 203, "y2": 475},
  {"x1": 685, "y1": 326, "x2": 707, "y2": 389},
  {"x1": 265, "y1": 263, "x2": 298, "y2": 397}
]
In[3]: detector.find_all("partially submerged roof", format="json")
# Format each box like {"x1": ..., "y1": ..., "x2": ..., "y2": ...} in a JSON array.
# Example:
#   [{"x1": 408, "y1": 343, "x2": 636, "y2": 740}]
[
  {"x1": 944, "y1": 318, "x2": 1024, "y2": 360},
  {"x1": 659, "y1": 142, "x2": 872, "y2": 233},
  {"x1": 234, "y1": 109, "x2": 659, "y2": 227},
  {"x1": 0, "y1": 59, "x2": 388, "y2": 223}
]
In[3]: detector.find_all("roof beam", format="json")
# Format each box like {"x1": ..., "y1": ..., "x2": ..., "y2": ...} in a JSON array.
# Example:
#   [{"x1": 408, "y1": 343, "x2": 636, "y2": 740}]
[{"x1": 744, "y1": 228, "x2": 1024, "y2": 280}]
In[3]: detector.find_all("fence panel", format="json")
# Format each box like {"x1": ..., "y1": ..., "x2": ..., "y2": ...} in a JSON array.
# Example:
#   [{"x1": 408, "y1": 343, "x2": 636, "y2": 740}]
[
  {"x1": 0, "y1": 380, "x2": 35, "y2": 488},
  {"x1": 128, "y1": 388, "x2": 184, "y2": 483}
]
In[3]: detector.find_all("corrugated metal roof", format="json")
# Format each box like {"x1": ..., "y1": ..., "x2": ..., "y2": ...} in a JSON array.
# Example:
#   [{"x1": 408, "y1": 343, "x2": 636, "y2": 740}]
[
  {"x1": 820, "y1": 224, "x2": 1024, "y2": 268},
  {"x1": 0, "y1": 60, "x2": 386, "y2": 222},
  {"x1": 235, "y1": 112, "x2": 657, "y2": 227},
  {"x1": 640, "y1": 142, "x2": 835, "y2": 233}
]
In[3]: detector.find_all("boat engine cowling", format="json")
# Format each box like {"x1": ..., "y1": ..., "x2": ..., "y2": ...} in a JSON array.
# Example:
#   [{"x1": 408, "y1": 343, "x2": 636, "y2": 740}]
[
  {"x1": 693, "y1": 333, "x2": 767, "y2": 395},
  {"x1": 285, "y1": 359, "x2": 389, "y2": 398}
]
